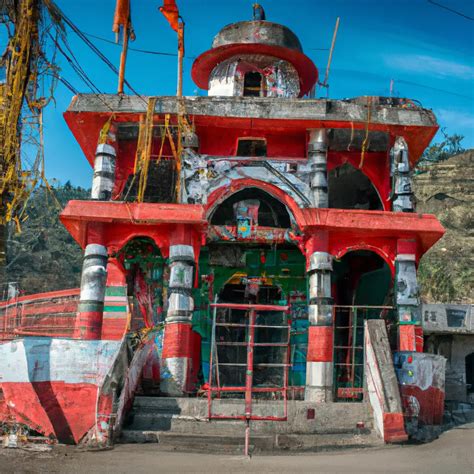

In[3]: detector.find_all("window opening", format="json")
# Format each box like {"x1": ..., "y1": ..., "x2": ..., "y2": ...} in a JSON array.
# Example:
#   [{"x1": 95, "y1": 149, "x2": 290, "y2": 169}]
[
  {"x1": 236, "y1": 138, "x2": 267, "y2": 157},
  {"x1": 243, "y1": 71, "x2": 263, "y2": 97}
]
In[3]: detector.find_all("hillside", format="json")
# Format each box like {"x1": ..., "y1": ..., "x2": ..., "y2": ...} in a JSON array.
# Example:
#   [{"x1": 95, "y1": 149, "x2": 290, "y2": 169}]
[
  {"x1": 415, "y1": 150, "x2": 474, "y2": 303},
  {"x1": 1, "y1": 184, "x2": 89, "y2": 295}
]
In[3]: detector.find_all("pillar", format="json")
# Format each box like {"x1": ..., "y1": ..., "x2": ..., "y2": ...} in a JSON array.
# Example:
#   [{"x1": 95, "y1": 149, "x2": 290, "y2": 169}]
[
  {"x1": 308, "y1": 129, "x2": 329, "y2": 208},
  {"x1": 73, "y1": 244, "x2": 108, "y2": 340},
  {"x1": 305, "y1": 250, "x2": 334, "y2": 402},
  {"x1": 161, "y1": 239, "x2": 196, "y2": 395},
  {"x1": 101, "y1": 258, "x2": 129, "y2": 340},
  {"x1": 390, "y1": 136, "x2": 414, "y2": 212},
  {"x1": 395, "y1": 240, "x2": 421, "y2": 352},
  {"x1": 91, "y1": 123, "x2": 117, "y2": 200}
]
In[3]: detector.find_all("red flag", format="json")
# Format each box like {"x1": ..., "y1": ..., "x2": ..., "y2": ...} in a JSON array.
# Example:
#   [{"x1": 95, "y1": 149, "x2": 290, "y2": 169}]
[{"x1": 160, "y1": 0, "x2": 179, "y2": 32}]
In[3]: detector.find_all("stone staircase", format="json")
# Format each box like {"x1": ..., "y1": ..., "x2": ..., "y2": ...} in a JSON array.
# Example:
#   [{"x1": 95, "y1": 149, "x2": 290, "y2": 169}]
[{"x1": 119, "y1": 397, "x2": 383, "y2": 454}]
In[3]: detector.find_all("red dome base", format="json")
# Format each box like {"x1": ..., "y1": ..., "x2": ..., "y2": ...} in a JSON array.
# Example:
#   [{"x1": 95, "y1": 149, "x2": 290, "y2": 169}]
[{"x1": 191, "y1": 43, "x2": 318, "y2": 97}]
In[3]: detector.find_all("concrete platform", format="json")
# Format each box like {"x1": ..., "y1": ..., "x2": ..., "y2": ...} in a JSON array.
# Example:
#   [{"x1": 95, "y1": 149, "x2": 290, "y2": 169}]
[{"x1": 120, "y1": 397, "x2": 382, "y2": 453}]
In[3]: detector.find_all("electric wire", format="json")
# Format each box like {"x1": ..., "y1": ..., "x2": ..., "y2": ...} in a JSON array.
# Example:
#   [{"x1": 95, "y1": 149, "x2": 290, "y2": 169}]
[
  {"x1": 46, "y1": 1, "x2": 147, "y2": 103},
  {"x1": 82, "y1": 30, "x2": 196, "y2": 59},
  {"x1": 427, "y1": 0, "x2": 474, "y2": 21},
  {"x1": 51, "y1": 34, "x2": 102, "y2": 95}
]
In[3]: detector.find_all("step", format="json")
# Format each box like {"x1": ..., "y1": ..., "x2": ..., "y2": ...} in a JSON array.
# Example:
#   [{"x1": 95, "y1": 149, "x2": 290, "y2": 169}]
[
  {"x1": 119, "y1": 430, "x2": 382, "y2": 454},
  {"x1": 126, "y1": 414, "x2": 246, "y2": 435},
  {"x1": 126, "y1": 410, "x2": 374, "y2": 435},
  {"x1": 129, "y1": 397, "x2": 374, "y2": 433}
]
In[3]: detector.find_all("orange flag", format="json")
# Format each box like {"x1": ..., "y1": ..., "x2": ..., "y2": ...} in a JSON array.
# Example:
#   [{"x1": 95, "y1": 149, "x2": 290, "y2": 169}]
[
  {"x1": 160, "y1": 0, "x2": 179, "y2": 32},
  {"x1": 113, "y1": 0, "x2": 130, "y2": 34}
]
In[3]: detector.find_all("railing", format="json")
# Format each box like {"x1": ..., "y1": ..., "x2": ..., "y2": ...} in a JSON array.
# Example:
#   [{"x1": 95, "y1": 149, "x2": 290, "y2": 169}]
[
  {"x1": 333, "y1": 305, "x2": 395, "y2": 401},
  {"x1": 208, "y1": 302, "x2": 290, "y2": 456},
  {"x1": 0, "y1": 288, "x2": 80, "y2": 340}
]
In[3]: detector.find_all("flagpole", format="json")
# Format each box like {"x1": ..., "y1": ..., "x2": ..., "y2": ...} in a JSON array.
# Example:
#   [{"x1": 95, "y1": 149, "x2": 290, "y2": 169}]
[
  {"x1": 177, "y1": 21, "x2": 184, "y2": 97},
  {"x1": 117, "y1": 24, "x2": 129, "y2": 94}
]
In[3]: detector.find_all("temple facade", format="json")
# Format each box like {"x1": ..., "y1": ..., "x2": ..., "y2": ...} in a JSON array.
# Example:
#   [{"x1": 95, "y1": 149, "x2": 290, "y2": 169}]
[{"x1": 0, "y1": 12, "x2": 447, "y2": 447}]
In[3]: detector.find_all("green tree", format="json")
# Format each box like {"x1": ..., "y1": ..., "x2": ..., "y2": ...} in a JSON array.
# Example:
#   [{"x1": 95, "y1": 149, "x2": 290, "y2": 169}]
[
  {"x1": 2, "y1": 183, "x2": 90, "y2": 295},
  {"x1": 418, "y1": 129, "x2": 465, "y2": 167}
]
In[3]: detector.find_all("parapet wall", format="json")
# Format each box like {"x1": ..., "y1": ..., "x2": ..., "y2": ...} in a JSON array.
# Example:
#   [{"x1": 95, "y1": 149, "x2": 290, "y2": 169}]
[{"x1": 0, "y1": 288, "x2": 80, "y2": 340}]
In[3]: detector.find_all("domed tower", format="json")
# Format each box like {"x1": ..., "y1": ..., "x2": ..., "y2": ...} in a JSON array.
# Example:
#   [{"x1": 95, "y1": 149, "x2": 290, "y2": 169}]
[{"x1": 191, "y1": 14, "x2": 318, "y2": 98}]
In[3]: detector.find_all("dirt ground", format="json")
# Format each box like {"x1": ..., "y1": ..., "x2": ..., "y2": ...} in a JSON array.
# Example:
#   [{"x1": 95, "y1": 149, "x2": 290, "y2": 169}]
[{"x1": 1, "y1": 425, "x2": 473, "y2": 473}]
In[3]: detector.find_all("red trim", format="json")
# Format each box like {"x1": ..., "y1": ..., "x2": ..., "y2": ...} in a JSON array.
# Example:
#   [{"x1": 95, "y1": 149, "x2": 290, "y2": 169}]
[
  {"x1": 162, "y1": 322, "x2": 193, "y2": 359},
  {"x1": 73, "y1": 311, "x2": 103, "y2": 340},
  {"x1": 64, "y1": 108, "x2": 438, "y2": 168},
  {"x1": 307, "y1": 326, "x2": 334, "y2": 362},
  {"x1": 0, "y1": 288, "x2": 80, "y2": 308},
  {"x1": 397, "y1": 239, "x2": 418, "y2": 255},
  {"x1": 398, "y1": 325, "x2": 417, "y2": 352},
  {"x1": 383, "y1": 413, "x2": 408, "y2": 443},
  {"x1": 415, "y1": 326, "x2": 424, "y2": 353},
  {"x1": 191, "y1": 43, "x2": 318, "y2": 96}
]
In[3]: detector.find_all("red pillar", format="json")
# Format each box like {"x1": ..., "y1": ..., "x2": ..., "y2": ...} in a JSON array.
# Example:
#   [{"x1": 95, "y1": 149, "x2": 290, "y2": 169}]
[{"x1": 161, "y1": 224, "x2": 201, "y2": 395}]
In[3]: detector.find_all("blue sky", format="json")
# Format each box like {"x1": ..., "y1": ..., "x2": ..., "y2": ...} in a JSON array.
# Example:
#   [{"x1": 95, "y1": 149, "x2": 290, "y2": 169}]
[{"x1": 3, "y1": 0, "x2": 474, "y2": 187}]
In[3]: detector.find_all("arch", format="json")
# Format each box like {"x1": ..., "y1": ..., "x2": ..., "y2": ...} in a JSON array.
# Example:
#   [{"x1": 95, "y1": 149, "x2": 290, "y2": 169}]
[
  {"x1": 206, "y1": 178, "x2": 305, "y2": 230},
  {"x1": 334, "y1": 244, "x2": 395, "y2": 275},
  {"x1": 328, "y1": 162, "x2": 383, "y2": 211},
  {"x1": 210, "y1": 187, "x2": 292, "y2": 228},
  {"x1": 110, "y1": 231, "x2": 168, "y2": 259},
  {"x1": 116, "y1": 236, "x2": 165, "y2": 330},
  {"x1": 332, "y1": 249, "x2": 393, "y2": 307}
]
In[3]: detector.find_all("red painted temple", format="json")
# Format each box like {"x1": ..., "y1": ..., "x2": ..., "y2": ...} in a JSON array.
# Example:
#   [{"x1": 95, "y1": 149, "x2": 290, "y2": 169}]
[{"x1": 0, "y1": 8, "x2": 446, "y2": 447}]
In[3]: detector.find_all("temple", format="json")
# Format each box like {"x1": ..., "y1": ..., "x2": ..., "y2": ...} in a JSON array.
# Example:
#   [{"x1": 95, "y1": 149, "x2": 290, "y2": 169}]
[{"x1": 0, "y1": 10, "x2": 447, "y2": 449}]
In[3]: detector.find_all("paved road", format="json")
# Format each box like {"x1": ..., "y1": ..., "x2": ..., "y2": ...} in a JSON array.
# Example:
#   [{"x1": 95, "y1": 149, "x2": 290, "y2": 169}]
[{"x1": 1, "y1": 425, "x2": 473, "y2": 473}]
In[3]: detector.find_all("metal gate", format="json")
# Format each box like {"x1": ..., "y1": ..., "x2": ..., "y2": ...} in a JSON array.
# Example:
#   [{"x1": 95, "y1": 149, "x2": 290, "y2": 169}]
[
  {"x1": 333, "y1": 305, "x2": 394, "y2": 401},
  {"x1": 207, "y1": 303, "x2": 290, "y2": 455}
]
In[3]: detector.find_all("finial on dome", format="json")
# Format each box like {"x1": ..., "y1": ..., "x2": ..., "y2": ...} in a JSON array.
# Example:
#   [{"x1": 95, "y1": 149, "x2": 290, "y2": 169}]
[{"x1": 253, "y1": 3, "x2": 266, "y2": 21}]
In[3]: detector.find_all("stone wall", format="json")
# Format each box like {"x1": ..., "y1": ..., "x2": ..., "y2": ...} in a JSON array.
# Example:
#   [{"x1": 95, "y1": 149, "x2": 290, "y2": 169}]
[{"x1": 422, "y1": 303, "x2": 474, "y2": 403}]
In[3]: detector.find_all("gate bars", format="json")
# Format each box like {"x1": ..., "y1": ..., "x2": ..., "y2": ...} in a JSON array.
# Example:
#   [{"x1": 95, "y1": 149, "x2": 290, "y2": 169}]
[{"x1": 207, "y1": 303, "x2": 290, "y2": 456}]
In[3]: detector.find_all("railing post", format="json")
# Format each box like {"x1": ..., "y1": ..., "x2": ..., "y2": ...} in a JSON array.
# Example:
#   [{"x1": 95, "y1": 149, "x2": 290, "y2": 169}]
[{"x1": 245, "y1": 308, "x2": 256, "y2": 418}]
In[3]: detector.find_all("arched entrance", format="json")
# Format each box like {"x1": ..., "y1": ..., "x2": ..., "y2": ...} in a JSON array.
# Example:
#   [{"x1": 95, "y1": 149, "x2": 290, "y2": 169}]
[
  {"x1": 197, "y1": 188, "x2": 307, "y2": 401},
  {"x1": 117, "y1": 237, "x2": 166, "y2": 330},
  {"x1": 332, "y1": 249, "x2": 393, "y2": 401}
]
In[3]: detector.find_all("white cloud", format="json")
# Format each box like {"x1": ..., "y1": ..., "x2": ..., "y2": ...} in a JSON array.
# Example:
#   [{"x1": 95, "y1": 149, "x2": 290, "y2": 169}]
[
  {"x1": 436, "y1": 109, "x2": 474, "y2": 128},
  {"x1": 385, "y1": 54, "x2": 474, "y2": 80}
]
